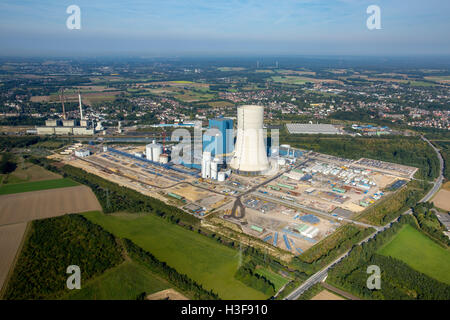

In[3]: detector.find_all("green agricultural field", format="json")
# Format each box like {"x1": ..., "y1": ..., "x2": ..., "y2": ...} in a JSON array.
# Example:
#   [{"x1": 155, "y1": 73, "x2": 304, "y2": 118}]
[
  {"x1": 0, "y1": 178, "x2": 78, "y2": 195},
  {"x1": 177, "y1": 91, "x2": 216, "y2": 102},
  {"x1": 218, "y1": 67, "x2": 245, "y2": 72},
  {"x1": 208, "y1": 100, "x2": 234, "y2": 108},
  {"x1": 83, "y1": 211, "x2": 268, "y2": 300},
  {"x1": 63, "y1": 261, "x2": 171, "y2": 300},
  {"x1": 254, "y1": 267, "x2": 290, "y2": 291},
  {"x1": 271, "y1": 76, "x2": 312, "y2": 85},
  {"x1": 378, "y1": 224, "x2": 450, "y2": 285},
  {"x1": 170, "y1": 80, "x2": 194, "y2": 84}
]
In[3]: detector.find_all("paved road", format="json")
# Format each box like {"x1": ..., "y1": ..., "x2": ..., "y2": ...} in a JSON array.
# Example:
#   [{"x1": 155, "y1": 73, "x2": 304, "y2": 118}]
[
  {"x1": 284, "y1": 137, "x2": 445, "y2": 300},
  {"x1": 420, "y1": 136, "x2": 444, "y2": 203}
]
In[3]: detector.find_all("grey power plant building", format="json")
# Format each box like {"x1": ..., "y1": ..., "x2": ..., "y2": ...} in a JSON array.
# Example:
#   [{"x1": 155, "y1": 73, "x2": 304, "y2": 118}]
[
  {"x1": 230, "y1": 105, "x2": 270, "y2": 175},
  {"x1": 36, "y1": 91, "x2": 97, "y2": 135}
]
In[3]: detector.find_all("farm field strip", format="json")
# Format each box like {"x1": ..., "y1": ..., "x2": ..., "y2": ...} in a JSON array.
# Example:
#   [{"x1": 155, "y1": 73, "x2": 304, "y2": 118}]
[
  {"x1": 0, "y1": 222, "x2": 27, "y2": 293},
  {"x1": 0, "y1": 178, "x2": 78, "y2": 195},
  {"x1": 377, "y1": 224, "x2": 450, "y2": 285},
  {"x1": 83, "y1": 211, "x2": 268, "y2": 300},
  {"x1": 0, "y1": 185, "x2": 102, "y2": 226}
]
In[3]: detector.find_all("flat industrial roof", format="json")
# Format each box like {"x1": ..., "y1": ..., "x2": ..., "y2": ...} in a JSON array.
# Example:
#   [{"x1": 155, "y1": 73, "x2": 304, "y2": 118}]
[{"x1": 286, "y1": 123, "x2": 340, "y2": 134}]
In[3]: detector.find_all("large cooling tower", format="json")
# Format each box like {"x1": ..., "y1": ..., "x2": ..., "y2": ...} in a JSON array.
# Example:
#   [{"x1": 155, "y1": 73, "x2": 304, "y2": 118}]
[{"x1": 230, "y1": 105, "x2": 270, "y2": 174}]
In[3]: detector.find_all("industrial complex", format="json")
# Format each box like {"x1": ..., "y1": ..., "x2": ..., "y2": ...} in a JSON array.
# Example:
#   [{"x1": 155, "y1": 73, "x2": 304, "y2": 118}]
[{"x1": 50, "y1": 104, "x2": 418, "y2": 258}]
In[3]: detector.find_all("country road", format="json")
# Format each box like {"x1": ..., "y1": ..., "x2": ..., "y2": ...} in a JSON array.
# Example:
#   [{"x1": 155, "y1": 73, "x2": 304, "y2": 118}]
[{"x1": 284, "y1": 136, "x2": 445, "y2": 300}]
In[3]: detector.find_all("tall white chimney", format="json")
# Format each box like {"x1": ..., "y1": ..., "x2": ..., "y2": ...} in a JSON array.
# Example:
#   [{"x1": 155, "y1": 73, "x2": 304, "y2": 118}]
[{"x1": 78, "y1": 91, "x2": 84, "y2": 120}]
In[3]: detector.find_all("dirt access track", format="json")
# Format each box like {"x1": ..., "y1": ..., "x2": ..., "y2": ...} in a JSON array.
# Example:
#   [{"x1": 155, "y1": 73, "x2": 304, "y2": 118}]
[
  {"x1": 0, "y1": 185, "x2": 102, "y2": 226},
  {"x1": 146, "y1": 289, "x2": 189, "y2": 300}
]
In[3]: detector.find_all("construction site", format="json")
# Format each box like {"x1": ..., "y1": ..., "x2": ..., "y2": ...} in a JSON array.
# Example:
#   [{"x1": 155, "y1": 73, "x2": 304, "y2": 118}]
[{"x1": 48, "y1": 104, "x2": 418, "y2": 258}]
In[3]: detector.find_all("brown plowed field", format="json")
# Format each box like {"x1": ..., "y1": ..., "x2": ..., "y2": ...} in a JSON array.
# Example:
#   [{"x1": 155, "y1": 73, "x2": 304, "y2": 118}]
[
  {"x1": 311, "y1": 290, "x2": 345, "y2": 300},
  {"x1": 0, "y1": 222, "x2": 27, "y2": 292},
  {"x1": 0, "y1": 185, "x2": 102, "y2": 226}
]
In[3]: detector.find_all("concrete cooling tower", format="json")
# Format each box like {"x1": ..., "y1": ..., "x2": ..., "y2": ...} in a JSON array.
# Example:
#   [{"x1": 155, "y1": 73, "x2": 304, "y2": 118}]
[{"x1": 230, "y1": 105, "x2": 270, "y2": 174}]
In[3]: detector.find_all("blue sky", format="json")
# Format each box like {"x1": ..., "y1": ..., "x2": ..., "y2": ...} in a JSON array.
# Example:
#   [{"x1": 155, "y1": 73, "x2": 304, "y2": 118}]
[{"x1": 0, "y1": 0, "x2": 449, "y2": 56}]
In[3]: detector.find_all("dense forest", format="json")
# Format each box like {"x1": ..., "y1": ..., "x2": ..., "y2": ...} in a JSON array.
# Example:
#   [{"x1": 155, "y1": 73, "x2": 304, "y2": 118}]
[
  {"x1": 4, "y1": 215, "x2": 123, "y2": 300},
  {"x1": 0, "y1": 152, "x2": 17, "y2": 174},
  {"x1": 0, "y1": 136, "x2": 40, "y2": 151},
  {"x1": 327, "y1": 215, "x2": 450, "y2": 300}
]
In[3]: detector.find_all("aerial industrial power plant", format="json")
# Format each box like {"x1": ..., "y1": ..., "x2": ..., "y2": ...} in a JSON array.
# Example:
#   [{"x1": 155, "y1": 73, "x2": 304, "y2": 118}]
[
  {"x1": 0, "y1": 0, "x2": 448, "y2": 308},
  {"x1": 49, "y1": 103, "x2": 419, "y2": 260}
]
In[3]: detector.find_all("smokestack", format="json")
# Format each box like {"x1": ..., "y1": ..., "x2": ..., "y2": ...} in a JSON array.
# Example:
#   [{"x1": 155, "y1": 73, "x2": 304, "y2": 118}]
[
  {"x1": 78, "y1": 90, "x2": 83, "y2": 120},
  {"x1": 60, "y1": 88, "x2": 66, "y2": 120}
]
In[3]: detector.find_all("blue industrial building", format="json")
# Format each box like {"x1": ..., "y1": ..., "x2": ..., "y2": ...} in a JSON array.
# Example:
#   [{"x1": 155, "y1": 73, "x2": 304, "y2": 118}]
[{"x1": 203, "y1": 118, "x2": 234, "y2": 157}]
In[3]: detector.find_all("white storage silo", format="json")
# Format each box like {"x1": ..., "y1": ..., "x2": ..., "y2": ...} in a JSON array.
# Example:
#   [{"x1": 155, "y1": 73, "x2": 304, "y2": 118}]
[
  {"x1": 146, "y1": 140, "x2": 162, "y2": 162},
  {"x1": 218, "y1": 171, "x2": 226, "y2": 182},
  {"x1": 146, "y1": 144, "x2": 153, "y2": 161},
  {"x1": 152, "y1": 145, "x2": 161, "y2": 163},
  {"x1": 202, "y1": 152, "x2": 212, "y2": 179},
  {"x1": 230, "y1": 105, "x2": 270, "y2": 174},
  {"x1": 210, "y1": 159, "x2": 218, "y2": 180}
]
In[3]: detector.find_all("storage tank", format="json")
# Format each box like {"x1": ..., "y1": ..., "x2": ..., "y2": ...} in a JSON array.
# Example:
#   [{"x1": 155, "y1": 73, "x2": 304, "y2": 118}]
[
  {"x1": 159, "y1": 154, "x2": 169, "y2": 164},
  {"x1": 152, "y1": 145, "x2": 161, "y2": 163},
  {"x1": 218, "y1": 171, "x2": 226, "y2": 182},
  {"x1": 146, "y1": 144, "x2": 153, "y2": 161},
  {"x1": 210, "y1": 159, "x2": 219, "y2": 180},
  {"x1": 230, "y1": 105, "x2": 270, "y2": 174},
  {"x1": 201, "y1": 151, "x2": 212, "y2": 179},
  {"x1": 146, "y1": 140, "x2": 162, "y2": 162}
]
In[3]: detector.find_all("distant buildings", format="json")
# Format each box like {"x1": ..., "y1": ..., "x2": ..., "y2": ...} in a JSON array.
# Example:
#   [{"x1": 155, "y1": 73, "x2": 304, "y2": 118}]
[{"x1": 36, "y1": 119, "x2": 96, "y2": 135}]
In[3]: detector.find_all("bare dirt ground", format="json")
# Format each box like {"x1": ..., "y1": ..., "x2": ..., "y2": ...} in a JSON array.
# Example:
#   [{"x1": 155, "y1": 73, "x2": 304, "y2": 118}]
[
  {"x1": 0, "y1": 222, "x2": 27, "y2": 292},
  {"x1": 146, "y1": 289, "x2": 189, "y2": 300},
  {"x1": 0, "y1": 185, "x2": 102, "y2": 225},
  {"x1": 311, "y1": 289, "x2": 345, "y2": 300},
  {"x1": 432, "y1": 189, "x2": 450, "y2": 211}
]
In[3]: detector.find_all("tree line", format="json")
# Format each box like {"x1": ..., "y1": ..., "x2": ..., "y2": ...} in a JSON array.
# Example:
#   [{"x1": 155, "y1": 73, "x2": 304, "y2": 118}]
[
  {"x1": 291, "y1": 225, "x2": 375, "y2": 275},
  {"x1": 326, "y1": 215, "x2": 450, "y2": 300},
  {"x1": 124, "y1": 239, "x2": 219, "y2": 300},
  {"x1": 234, "y1": 260, "x2": 276, "y2": 296}
]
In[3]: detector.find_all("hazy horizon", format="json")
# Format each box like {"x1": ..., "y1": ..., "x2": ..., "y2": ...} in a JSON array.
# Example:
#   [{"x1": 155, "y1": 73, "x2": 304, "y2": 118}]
[{"x1": 1, "y1": 0, "x2": 449, "y2": 57}]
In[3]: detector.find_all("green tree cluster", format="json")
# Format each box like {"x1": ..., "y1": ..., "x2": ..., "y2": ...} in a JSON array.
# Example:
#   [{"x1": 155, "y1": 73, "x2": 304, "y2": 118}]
[{"x1": 5, "y1": 215, "x2": 123, "y2": 300}]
